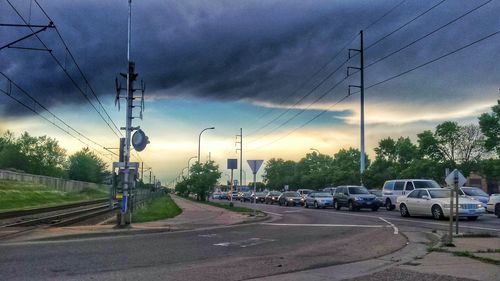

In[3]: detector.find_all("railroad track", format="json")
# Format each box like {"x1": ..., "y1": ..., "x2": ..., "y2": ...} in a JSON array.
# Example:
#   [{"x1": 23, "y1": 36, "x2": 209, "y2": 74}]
[{"x1": 0, "y1": 200, "x2": 118, "y2": 240}]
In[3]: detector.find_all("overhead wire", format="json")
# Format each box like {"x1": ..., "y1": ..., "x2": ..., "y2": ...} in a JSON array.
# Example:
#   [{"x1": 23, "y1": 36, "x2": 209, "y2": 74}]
[{"x1": 5, "y1": 0, "x2": 122, "y2": 139}]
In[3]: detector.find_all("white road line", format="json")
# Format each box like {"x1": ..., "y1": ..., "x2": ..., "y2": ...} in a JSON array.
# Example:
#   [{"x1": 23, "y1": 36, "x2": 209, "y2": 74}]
[
  {"x1": 262, "y1": 211, "x2": 283, "y2": 217},
  {"x1": 261, "y1": 223, "x2": 388, "y2": 228},
  {"x1": 283, "y1": 210, "x2": 302, "y2": 213},
  {"x1": 308, "y1": 209, "x2": 500, "y2": 232},
  {"x1": 213, "y1": 238, "x2": 275, "y2": 247},
  {"x1": 379, "y1": 217, "x2": 399, "y2": 235}
]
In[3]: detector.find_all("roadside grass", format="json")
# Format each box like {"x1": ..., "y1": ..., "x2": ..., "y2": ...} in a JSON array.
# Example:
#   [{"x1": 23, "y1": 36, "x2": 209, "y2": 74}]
[
  {"x1": 0, "y1": 179, "x2": 108, "y2": 211},
  {"x1": 132, "y1": 195, "x2": 182, "y2": 223},
  {"x1": 185, "y1": 197, "x2": 263, "y2": 216}
]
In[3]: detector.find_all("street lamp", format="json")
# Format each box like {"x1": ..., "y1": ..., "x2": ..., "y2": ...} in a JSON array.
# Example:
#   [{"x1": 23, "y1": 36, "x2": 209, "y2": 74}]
[
  {"x1": 310, "y1": 148, "x2": 320, "y2": 154},
  {"x1": 187, "y1": 156, "x2": 197, "y2": 178},
  {"x1": 181, "y1": 167, "x2": 189, "y2": 178},
  {"x1": 198, "y1": 127, "x2": 215, "y2": 163}
]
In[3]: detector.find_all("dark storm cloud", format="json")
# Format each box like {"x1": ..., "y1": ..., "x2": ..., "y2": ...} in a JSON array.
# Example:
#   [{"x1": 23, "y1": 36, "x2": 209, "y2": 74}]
[{"x1": 1, "y1": 0, "x2": 499, "y2": 116}]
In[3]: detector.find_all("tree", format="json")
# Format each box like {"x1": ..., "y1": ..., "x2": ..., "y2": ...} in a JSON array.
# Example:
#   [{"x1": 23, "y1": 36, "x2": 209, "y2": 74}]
[
  {"x1": 68, "y1": 148, "x2": 108, "y2": 183},
  {"x1": 248, "y1": 182, "x2": 266, "y2": 191},
  {"x1": 295, "y1": 152, "x2": 335, "y2": 189},
  {"x1": 188, "y1": 161, "x2": 221, "y2": 201},
  {"x1": 457, "y1": 124, "x2": 486, "y2": 163},
  {"x1": 262, "y1": 158, "x2": 297, "y2": 190},
  {"x1": 0, "y1": 131, "x2": 29, "y2": 170},
  {"x1": 479, "y1": 100, "x2": 500, "y2": 156},
  {"x1": 331, "y1": 148, "x2": 369, "y2": 186}
]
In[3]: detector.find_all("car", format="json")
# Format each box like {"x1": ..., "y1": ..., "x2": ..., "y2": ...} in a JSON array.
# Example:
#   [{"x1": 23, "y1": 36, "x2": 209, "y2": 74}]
[
  {"x1": 323, "y1": 187, "x2": 336, "y2": 195},
  {"x1": 486, "y1": 194, "x2": 500, "y2": 217},
  {"x1": 219, "y1": 192, "x2": 228, "y2": 200},
  {"x1": 459, "y1": 187, "x2": 489, "y2": 208},
  {"x1": 397, "y1": 188, "x2": 485, "y2": 220},
  {"x1": 253, "y1": 192, "x2": 267, "y2": 203},
  {"x1": 333, "y1": 186, "x2": 382, "y2": 211},
  {"x1": 212, "y1": 192, "x2": 221, "y2": 199},
  {"x1": 265, "y1": 191, "x2": 282, "y2": 204},
  {"x1": 228, "y1": 190, "x2": 240, "y2": 201},
  {"x1": 382, "y1": 179, "x2": 441, "y2": 211},
  {"x1": 297, "y1": 189, "x2": 314, "y2": 205},
  {"x1": 278, "y1": 191, "x2": 302, "y2": 206},
  {"x1": 304, "y1": 191, "x2": 333, "y2": 208},
  {"x1": 240, "y1": 192, "x2": 253, "y2": 202}
]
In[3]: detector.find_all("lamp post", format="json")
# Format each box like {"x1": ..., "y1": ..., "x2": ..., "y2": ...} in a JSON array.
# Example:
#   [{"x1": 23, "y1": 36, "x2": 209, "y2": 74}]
[
  {"x1": 198, "y1": 127, "x2": 215, "y2": 163},
  {"x1": 187, "y1": 156, "x2": 197, "y2": 178},
  {"x1": 310, "y1": 148, "x2": 320, "y2": 154}
]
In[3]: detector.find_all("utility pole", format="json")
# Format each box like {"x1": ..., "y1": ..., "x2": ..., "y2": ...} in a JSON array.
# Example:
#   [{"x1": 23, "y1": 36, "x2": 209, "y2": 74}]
[
  {"x1": 236, "y1": 128, "x2": 243, "y2": 190},
  {"x1": 141, "y1": 162, "x2": 144, "y2": 182},
  {"x1": 347, "y1": 30, "x2": 365, "y2": 183},
  {"x1": 113, "y1": 0, "x2": 147, "y2": 226}
]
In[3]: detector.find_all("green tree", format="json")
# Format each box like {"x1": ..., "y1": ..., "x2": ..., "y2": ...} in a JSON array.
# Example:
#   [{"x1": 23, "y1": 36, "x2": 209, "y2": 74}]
[
  {"x1": 188, "y1": 161, "x2": 221, "y2": 201},
  {"x1": 262, "y1": 158, "x2": 297, "y2": 190},
  {"x1": 479, "y1": 100, "x2": 500, "y2": 156},
  {"x1": 295, "y1": 152, "x2": 335, "y2": 189},
  {"x1": 68, "y1": 147, "x2": 108, "y2": 183},
  {"x1": 331, "y1": 148, "x2": 369, "y2": 186}
]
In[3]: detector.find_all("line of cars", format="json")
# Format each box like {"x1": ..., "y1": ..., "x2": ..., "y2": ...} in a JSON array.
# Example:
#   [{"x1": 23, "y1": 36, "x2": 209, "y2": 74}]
[{"x1": 212, "y1": 178, "x2": 500, "y2": 221}]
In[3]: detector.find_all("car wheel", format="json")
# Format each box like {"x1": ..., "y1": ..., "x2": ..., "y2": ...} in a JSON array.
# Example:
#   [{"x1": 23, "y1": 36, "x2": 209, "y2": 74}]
[
  {"x1": 314, "y1": 201, "x2": 319, "y2": 209},
  {"x1": 334, "y1": 200, "x2": 341, "y2": 210},
  {"x1": 304, "y1": 202, "x2": 308, "y2": 208},
  {"x1": 467, "y1": 216, "x2": 478, "y2": 221},
  {"x1": 371, "y1": 206, "x2": 379, "y2": 212},
  {"x1": 432, "y1": 205, "x2": 444, "y2": 220},
  {"x1": 348, "y1": 201, "x2": 355, "y2": 211},
  {"x1": 385, "y1": 199, "x2": 394, "y2": 211},
  {"x1": 285, "y1": 201, "x2": 289, "y2": 207},
  {"x1": 400, "y1": 204, "x2": 410, "y2": 217},
  {"x1": 495, "y1": 203, "x2": 500, "y2": 218}
]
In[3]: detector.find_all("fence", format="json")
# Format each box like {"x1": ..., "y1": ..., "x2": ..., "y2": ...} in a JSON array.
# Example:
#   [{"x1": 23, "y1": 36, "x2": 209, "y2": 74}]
[{"x1": 0, "y1": 169, "x2": 110, "y2": 193}]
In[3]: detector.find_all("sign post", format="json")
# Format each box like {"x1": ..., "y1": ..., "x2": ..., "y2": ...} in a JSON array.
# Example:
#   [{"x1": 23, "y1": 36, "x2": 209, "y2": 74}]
[
  {"x1": 247, "y1": 160, "x2": 264, "y2": 217},
  {"x1": 445, "y1": 169, "x2": 467, "y2": 243},
  {"x1": 227, "y1": 159, "x2": 238, "y2": 203}
]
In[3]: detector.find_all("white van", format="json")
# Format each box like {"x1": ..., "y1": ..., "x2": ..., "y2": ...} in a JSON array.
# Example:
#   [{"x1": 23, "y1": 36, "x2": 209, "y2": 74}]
[{"x1": 382, "y1": 179, "x2": 441, "y2": 210}]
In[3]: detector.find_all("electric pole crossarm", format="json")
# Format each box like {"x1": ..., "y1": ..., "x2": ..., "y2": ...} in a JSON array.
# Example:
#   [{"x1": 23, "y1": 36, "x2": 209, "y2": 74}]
[{"x1": 0, "y1": 24, "x2": 53, "y2": 51}]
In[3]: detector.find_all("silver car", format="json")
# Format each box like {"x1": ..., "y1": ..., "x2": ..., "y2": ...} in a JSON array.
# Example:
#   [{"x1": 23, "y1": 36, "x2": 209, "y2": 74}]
[{"x1": 304, "y1": 192, "x2": 333, "y2": 209}]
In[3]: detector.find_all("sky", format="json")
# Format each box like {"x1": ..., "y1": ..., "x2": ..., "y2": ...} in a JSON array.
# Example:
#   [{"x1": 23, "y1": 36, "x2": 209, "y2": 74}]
[{"x1": 1, "y1": 0, "x2": 499, "y2": 185}]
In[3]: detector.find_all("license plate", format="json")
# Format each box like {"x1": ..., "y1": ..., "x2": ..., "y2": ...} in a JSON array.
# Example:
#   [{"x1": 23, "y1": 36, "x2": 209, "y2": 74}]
[{"x1": 468, "y1": 210, "x2": 475, "y2": 214}]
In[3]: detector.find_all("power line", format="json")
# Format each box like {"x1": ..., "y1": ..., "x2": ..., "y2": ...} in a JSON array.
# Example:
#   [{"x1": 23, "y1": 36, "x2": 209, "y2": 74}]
[
  {"x1": 246, "y1": 34, "x2": 358, "y2": 136},
  {"x1": 5, "y1": 0, "x2": 122, "y2": 139},
  {"x1": 363, "y1": 0, "x2": 407, "y2": 30},
  {"x1": 0, "y1": 87, "x2": 115, "y2": 161},
  {"x1": 33, "y1": 0, "x2": 123, "y2": 137},
  {"x1": 246, "y1": 75, "x2": 349, "y2": 145},
  {"x1": 365, "y1": 30, "x2": 500, "y2": 90},
  {"x1": 365, "y1": 0, "x2": 493, "y2": 69},
  {"x1": 0, "y1": 71, "x2": 119, "y2": 158},
  {"x1": 248, "y1": 94, "x2": 351, "y2": 151},
  {"x1": 365, "y1": 0, "x2": 448, "y2": 51}
]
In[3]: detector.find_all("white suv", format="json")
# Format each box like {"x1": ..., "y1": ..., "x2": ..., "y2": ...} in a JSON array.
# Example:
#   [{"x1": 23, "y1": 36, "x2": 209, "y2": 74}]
[{"x1": 382, "y1": 179, "x2": 441, "y2": 211}]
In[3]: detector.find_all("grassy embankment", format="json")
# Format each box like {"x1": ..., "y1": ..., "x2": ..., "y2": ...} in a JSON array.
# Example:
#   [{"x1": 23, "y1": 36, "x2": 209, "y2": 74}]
[
  {"x1": 132, "y1": 194, "x2": 182, "y2": 223},
  {"x1": 0, "y1": 179, "x2": 108, "y2": 212}
]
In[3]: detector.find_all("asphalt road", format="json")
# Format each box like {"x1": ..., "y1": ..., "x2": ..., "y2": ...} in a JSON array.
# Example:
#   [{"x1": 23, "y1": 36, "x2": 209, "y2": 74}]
[{"x1": 0, "y1": 200, "x2": 497, "y2": 281}]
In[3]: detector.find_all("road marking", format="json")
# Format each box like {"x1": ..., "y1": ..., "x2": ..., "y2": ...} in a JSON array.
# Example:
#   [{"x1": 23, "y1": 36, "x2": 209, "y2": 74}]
[
  {"x1": 308, "y1": 208, "x2": 500, "y2": 232},
  {"x1": 198, "y1": 234, "x2": 217, "y2": 238},
  {"x1": 283, "y1": 210, "x2": 302, "y2": 213},
  {"x1": 262, "y1": 211, "x2": 283, "y2": 217},
  {"x1": 261, "y1": 223, "x2": 388, "y2": 228},
  {"x1": 213, "y1": 237, "x2": 275, "y2": 248},
  {"x1": 379, "y1": 217, "x2": 399, "y2": 235}
]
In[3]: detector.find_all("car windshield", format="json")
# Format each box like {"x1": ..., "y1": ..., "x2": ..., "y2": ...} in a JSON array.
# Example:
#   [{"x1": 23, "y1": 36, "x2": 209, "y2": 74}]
[
  {"x1": 314, "y1": 192, "x2": 331, "y2": 197},
  {"x1": 370, "y1": 191, "x2": 382, "y2": 197},
  {"x1": 414, "y1": 180, "x2": 440, "y2": 189},
  {"x1": 256, "y1": 193, "x2": 266, "y2": 196},
  {"x1": 348, "y1": 187, "x2": 369, "y2": 194},
  {"x1": 462, "y1": 188, "x2": 488, "y2": 197},
  {"x1": 429, "y1": 189, "x2": 451, "y2": 198},
  {"x1": 270, "y1": 192, "x2": 281, "y2": 196},
  {"x1": 284, "y1": 192, "x2": 299, "y2": 197}
]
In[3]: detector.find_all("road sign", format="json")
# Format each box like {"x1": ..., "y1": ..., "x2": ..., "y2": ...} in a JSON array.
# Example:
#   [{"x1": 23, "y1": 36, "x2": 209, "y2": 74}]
[
  {"x1": 227, "y1": 159, "x2": 238, "y2": 169},
  {"x1": 445, "y1": 169, "x2": 466, "y2": 187},
  {"x1": 247, "y1": 160, "x2": 264, "y2": 174}
]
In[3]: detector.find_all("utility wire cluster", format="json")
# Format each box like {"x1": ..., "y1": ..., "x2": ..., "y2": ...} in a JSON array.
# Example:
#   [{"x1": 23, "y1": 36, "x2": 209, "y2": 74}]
[{"x1": 245, "y1": 0, "x2": 497, "y2": 151}]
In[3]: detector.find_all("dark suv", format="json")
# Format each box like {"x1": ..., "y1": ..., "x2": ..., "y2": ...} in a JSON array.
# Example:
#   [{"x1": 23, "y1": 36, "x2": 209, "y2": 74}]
[
  {"x1": 333, "y1": 186, "x2": 382, "y2": 211},
  {"x1": 265, "y1": 191, "x2": 282, "y2": 205}
]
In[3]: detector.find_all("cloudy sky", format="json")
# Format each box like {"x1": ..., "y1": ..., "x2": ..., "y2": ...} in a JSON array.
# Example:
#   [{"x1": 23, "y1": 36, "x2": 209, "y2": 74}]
[{"x1": 1, "y1": 0, "x2": 499, "y2": 184}]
